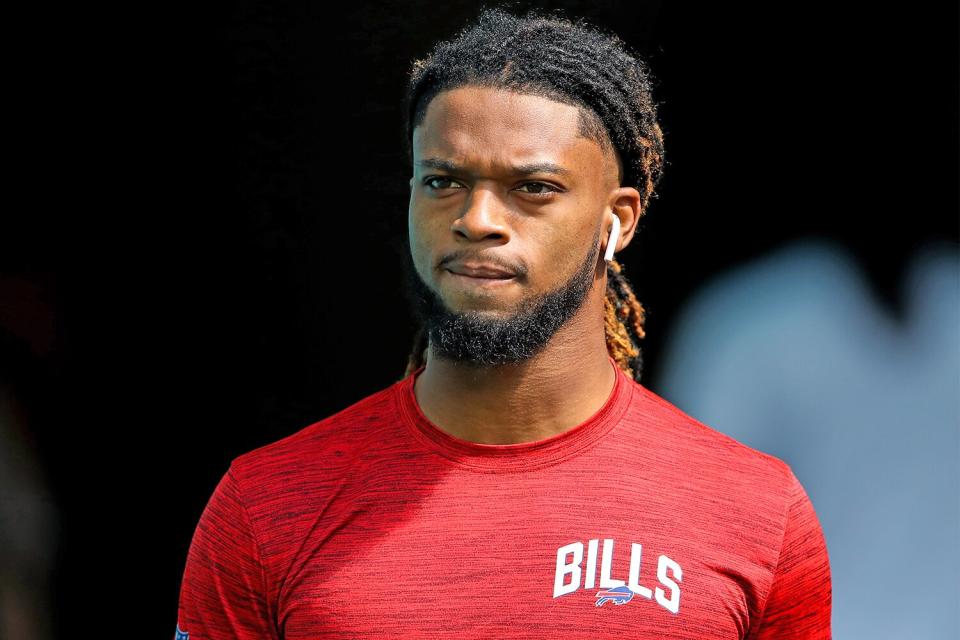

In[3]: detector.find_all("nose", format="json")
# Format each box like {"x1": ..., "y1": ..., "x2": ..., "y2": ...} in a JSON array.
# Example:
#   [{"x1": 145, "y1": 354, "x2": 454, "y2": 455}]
[{"x1": 451, "y1": 187, "x2": 510, "y2": 243}]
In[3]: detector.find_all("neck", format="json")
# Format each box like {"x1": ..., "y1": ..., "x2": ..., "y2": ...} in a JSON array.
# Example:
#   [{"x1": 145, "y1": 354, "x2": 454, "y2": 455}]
[{"x1": 412, "y1": 300, "x2": 617, "y2": 445}]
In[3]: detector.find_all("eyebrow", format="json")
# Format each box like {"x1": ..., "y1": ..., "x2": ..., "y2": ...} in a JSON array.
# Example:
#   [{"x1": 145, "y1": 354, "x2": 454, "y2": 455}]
[{"x1": 415, "y1": 157, "x2": 571, "y2": 177}]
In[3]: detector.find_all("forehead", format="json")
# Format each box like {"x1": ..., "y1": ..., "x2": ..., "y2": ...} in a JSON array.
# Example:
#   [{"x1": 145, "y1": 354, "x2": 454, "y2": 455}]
[{"x1": 412, "y1": 85, "x2": 609, "y2": 178}]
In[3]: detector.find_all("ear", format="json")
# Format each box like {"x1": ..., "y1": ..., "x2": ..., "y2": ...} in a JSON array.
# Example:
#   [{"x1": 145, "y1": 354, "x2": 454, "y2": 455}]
[{"x1": 604, "y1": 187, "x2": 642, "y2": 256}]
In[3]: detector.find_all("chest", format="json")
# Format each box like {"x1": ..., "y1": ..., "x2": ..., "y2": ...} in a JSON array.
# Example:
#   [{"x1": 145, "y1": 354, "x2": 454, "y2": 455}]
[{"x1": 273, "y1": 475, "x2": 762, "y2": 639}]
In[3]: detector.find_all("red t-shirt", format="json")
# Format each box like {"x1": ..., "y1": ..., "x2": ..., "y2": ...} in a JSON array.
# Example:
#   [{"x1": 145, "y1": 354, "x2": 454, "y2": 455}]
[{"x1": 175, "y1": 355, "x2": 831, "y2": 639}]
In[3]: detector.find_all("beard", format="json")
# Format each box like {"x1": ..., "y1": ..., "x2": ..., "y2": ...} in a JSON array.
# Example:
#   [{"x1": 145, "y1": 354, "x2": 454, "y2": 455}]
[{"x1": 401, "y1": 223, "x2": 603, "y2": 368}]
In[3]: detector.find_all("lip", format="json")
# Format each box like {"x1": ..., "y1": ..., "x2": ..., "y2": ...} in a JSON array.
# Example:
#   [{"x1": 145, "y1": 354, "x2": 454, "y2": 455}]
[
  {"x1": 444, "y1": 269, "x2": 517, "y2": 287},
  {"x1": 445, "y1": 262, "x2": 517, "y2": 279}
]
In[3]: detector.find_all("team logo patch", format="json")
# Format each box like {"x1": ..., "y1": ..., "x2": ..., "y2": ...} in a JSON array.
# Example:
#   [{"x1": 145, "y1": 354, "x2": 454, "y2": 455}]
[
  {"x1": 553, "y1": 538, "x2": 682, "y2": 614},
  {"x1": 595, "y1": 585, "x2": 635, "y2": 606},
  {"x1": 175, "y1": 623, "x2": 190, "y2": 639}
]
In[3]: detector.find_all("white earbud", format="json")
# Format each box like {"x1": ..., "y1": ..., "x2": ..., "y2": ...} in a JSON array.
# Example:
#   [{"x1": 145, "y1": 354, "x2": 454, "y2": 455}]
[{"x1": 603, "y1": 214, "x2": 620, "y2": 262}]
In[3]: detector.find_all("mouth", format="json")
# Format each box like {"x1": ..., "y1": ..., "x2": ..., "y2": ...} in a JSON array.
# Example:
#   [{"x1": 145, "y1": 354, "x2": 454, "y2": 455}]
[{"x1": 444, "y1": 269, "x2": 517, "y2": 287}]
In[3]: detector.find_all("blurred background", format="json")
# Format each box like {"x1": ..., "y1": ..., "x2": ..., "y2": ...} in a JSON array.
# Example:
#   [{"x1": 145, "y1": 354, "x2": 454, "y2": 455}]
[{"x1": 1, "y1": 1, "x2": 956, "y2": 637}]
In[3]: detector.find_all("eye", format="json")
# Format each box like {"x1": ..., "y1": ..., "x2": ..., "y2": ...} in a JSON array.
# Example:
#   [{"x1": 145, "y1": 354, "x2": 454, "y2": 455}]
[
  {"x1": 515, "y1": 182, "x2": 560, "y2": 198},
  {"x1": 423, "y1": 176, "x2": 465, "y2": 190}
]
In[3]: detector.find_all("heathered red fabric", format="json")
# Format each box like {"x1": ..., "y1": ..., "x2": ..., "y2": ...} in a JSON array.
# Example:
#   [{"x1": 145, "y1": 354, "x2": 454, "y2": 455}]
[{"x1": 175, "y1": 354, "x2": 832, "y2": 639}]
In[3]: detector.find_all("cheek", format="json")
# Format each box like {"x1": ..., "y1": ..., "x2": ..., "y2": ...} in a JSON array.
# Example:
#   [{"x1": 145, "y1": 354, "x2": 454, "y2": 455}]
[
  {"x1": 541, "y1": 222, "x2": 595, "y2": 269},
  {"x1": 408, "y1": 213, "x2": 442, "y2": 278},
  {"x1": 407, "y1": 224, "x2": 427, "y2": 271}
]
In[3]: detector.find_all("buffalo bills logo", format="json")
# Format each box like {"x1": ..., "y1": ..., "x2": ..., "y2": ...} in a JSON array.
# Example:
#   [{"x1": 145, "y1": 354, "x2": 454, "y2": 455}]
[
  {"x1": 175, "y1": 624, "x2": 190, "y2": 639},
  {"x1": 595, "y1": 585, "x2": 635, "y2": 606}
]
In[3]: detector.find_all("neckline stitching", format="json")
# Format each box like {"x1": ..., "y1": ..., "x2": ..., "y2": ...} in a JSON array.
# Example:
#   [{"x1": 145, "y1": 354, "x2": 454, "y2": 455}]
[{"x1": 395, "y1": 359, "x2": 635, "y2": 473}]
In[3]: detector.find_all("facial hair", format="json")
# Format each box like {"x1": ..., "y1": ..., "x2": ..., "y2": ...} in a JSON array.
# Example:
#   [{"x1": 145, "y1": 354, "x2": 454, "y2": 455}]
[{"x1": 401, "y1": 223, "x2": 603, "y2": 368}]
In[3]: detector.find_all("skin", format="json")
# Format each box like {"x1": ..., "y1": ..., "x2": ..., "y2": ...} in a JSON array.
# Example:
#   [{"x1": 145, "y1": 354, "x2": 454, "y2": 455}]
[{"x1": 408, "y1": 85, "x2": 641, "y2": 445}]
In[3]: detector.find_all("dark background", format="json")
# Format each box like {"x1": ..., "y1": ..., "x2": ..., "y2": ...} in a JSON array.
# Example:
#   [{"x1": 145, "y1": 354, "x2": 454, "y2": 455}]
[{"x1": 1, "y1": 0, "x2": 956, "y2": 636}]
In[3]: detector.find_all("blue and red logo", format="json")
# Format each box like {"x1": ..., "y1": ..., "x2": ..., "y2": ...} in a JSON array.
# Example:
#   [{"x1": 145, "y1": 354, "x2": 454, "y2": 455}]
[{"x1": 595, "y1": 585, "x2": 635, "y2": 606}]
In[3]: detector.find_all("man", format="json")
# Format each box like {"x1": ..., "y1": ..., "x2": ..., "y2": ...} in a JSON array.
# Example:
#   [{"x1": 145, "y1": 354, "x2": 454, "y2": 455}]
[{"x1": 175, "y1": 7, "x2": 832, "y2": 639}]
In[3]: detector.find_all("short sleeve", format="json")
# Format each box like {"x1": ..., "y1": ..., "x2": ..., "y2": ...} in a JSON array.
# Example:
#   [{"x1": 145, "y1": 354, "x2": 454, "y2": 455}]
[
  {"x1": 174, "y1": 466, "x2": 278, "y2": 640},
  {"x1": 749, "y1": 468, "x2": 833, "y2": 639}
]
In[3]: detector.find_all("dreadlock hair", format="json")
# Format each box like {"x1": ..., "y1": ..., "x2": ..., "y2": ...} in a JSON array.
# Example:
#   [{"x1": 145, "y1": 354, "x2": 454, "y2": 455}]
[{"x1": 401, "y1": 5, "x2": 666, "y2": 383}]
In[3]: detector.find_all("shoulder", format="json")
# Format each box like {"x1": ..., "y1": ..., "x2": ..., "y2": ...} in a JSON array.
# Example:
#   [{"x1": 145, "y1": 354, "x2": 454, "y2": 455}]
[
  {"x1": 226, "y1": 378, "x2": 404, "y2": 494},
  {"x1": 626, "y1": 379, "x2": 795, "y2": 495}
]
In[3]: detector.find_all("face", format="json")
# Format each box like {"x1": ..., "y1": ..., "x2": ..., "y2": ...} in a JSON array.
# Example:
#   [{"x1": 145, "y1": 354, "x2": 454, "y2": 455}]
[{"x1": 404, "y1": 85, "x2": 627, "y2": 368}]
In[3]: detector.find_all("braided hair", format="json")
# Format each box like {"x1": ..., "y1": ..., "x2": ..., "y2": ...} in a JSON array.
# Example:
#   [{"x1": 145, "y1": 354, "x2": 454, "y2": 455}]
[{"x1": 401, "y1": 6, "x2": 666, "y2": 382}]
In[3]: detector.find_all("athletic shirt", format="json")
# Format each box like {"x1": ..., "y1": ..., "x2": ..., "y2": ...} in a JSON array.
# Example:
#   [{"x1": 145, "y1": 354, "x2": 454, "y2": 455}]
[{"x1": 174, "y1": 355, "x2": 832, "y2": 639}]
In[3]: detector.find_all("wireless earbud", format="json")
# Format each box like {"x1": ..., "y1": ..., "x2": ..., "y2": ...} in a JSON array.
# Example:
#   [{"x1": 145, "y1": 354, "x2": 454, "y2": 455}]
[{"x1": 603, "y1": 214, "x2": 620, "y2": 262}]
